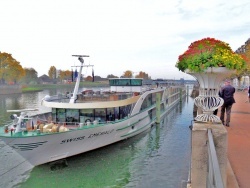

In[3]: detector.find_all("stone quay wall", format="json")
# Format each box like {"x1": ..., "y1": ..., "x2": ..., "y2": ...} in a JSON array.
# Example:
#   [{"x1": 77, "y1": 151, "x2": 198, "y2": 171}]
[{"x1": 0, "y1": 85, "x2": 22, "y2": 94}]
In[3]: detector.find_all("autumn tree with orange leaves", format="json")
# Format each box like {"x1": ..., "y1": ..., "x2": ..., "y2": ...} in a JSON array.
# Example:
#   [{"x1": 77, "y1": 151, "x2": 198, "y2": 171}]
[
  {"x1": 235, "y1": 38, "x2": 250, "y2": 77},
  {"x1": 0, "y1": 52, "x2": 25, "y2": 84},
  {"x1": 121, "y1": 70, "x2": 133, "y2": 78},
  {"x1": 85, "y1": 75, "x2": 93, "y2": 82},
  {"x1": 58, "y1": 70, "x2": 72, "y2": 82},
  {"x1": 135, "y1": 71, "x2": 151, "y2": 79}
]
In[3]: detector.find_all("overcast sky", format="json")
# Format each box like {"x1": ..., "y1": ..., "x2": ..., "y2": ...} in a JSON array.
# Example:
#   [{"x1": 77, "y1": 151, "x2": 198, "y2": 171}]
[{"x1": 1, "y1": 0, "x2": 250, "y2": 80}]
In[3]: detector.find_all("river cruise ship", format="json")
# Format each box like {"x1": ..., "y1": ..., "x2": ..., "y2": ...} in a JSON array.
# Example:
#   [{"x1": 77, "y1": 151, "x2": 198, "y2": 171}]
[{"x1": 0, "y1": 55, "x2": 186, "y2": 166}]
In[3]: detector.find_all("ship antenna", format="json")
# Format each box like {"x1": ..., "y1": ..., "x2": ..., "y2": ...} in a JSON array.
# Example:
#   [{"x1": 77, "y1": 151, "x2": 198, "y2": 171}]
[{"x1": 70, "y1": 55, "x2": 89, "y2": 103}]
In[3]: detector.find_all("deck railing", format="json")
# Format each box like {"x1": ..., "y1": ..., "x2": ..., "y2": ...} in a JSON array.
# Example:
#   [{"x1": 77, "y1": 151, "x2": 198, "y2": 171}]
[
  {"x1": 44, "y1": 92, "x2": 134, "y2": 103},
  {"x1": 207, "y1": 129, "x2": 224, "y2": 188}
]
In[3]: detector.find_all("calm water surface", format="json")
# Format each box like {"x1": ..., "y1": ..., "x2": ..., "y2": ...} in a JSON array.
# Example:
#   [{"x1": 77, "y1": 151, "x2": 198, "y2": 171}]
[{"x1": 0, "y1": 88, "x2": 194, "y2": 188}]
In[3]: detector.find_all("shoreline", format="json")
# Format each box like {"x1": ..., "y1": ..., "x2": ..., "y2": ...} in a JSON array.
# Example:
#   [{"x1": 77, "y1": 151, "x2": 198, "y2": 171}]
[{"x1": 0, "y1": 81, "x2": 109, "y2": 94}]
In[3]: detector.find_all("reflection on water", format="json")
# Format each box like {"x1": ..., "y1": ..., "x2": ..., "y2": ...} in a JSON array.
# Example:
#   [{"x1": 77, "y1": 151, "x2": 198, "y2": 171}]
[{"x1": 0, "y1": 89, "x2": 194, "y2": 188}]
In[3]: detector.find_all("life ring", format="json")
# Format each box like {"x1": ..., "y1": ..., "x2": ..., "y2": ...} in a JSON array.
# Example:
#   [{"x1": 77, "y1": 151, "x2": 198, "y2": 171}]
[{"x1": 85, "y1": 119, "x2": 91, "y2": 123}]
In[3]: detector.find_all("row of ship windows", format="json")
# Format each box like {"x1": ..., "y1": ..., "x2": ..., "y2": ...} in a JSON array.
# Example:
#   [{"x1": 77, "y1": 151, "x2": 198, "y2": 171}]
[{"x1": 51, "y1": 105, "x2": 132, "y2": 124}]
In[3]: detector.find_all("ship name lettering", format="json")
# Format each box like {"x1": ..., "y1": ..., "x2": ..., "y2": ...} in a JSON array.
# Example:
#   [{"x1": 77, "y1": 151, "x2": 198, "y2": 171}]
[
  {"x1": 60, "y1": 136, "x2": 85, "y2": 144},
  {"x1": 88, "y1": 129, "x2": 114, "y2": 138}
]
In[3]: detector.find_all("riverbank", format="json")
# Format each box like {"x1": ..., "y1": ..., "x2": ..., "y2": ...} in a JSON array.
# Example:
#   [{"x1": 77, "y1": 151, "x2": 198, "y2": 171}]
[
  {"x1": 0, "y1": 82, "x2": 109, "y2": 94},
  {"x1": 0, "y1": 85, "x2": 22, "y2": 94}
]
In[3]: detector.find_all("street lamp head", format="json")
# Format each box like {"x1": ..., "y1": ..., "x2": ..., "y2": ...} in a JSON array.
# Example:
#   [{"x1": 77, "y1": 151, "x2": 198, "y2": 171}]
[{"x1": 78, "y1": 57, "x2": 84, "y2": 63}]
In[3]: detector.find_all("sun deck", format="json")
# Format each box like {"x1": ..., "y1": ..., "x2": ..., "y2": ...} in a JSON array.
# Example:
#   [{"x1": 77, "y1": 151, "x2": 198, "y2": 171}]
[{"x1": 44, "y1": 91, "x2": 139, "y2": 103}]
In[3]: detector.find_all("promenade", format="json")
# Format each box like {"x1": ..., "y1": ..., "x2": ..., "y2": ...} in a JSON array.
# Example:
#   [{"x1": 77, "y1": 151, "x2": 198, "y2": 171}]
[{"x1": 224, "y1": 91, "x2": 250, "y2": 188}]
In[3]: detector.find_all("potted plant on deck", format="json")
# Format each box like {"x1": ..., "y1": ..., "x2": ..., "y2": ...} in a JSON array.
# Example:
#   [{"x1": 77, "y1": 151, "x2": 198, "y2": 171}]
[{"x1": 176, "y1": 37, "x2": 247, "y2": 123}]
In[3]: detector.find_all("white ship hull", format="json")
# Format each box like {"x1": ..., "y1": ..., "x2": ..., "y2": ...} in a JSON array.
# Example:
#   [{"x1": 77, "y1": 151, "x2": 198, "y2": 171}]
[{"x1": 1, "y1": 111, "x2": 153, "y2": 166}]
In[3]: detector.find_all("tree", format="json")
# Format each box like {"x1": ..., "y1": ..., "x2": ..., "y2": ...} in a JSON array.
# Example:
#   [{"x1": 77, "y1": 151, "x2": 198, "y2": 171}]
[
  {"x1": 121, "y1": 70, "x2": 133, "y2": 78},
  {"x1": 48, "y1": 66, "x2": 57, "y2": 80},
  {"x1": 58, "y1": 70, "x2": 72, "y2": 82},
  {"x1": 135, "y1": 71, "x2": 151, "y2": 79},
  {"x1": 235, "y1": 39, "x2": 250, "y2": 77},
  {"x1": 85, "y1": 76, "x2": 93, "y2": 82},
  {"x1": 6, "y1": 60, "x2": 25, "y2": 84},
  {"x1": 21, "y1": 68, "x2": 38, "y2": 84},
  {"x1": 0, "y1": 52, "x2": 25, "y2": 84},
  {"x1": 107, "y1": 74, "x2": 118, "y2": 78},
  {"x1": 0, "y1": 52, "x2": 10, "y2": 84}
]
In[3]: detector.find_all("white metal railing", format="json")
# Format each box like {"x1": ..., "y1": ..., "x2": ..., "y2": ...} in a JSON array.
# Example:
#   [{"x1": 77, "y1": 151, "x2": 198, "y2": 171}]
[{"x1": 207, "y1": 129, "x2": 224, "y2": 188}]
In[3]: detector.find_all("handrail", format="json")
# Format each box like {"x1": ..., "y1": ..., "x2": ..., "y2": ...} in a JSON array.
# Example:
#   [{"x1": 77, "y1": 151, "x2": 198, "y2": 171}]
[{"x1": 207, "y1": 129, "x2": 224, "y2": 188}]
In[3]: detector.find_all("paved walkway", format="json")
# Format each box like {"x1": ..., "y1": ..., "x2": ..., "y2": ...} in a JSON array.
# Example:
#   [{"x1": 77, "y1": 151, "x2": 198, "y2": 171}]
[{"x1": 222, "y1": 91, "x2": 250, "y2": 188}]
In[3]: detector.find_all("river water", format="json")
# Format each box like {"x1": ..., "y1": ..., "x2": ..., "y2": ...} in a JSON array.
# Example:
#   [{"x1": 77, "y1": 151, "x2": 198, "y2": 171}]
[{"x1": 0, "y1": 87, "x2": 194, "y2": 188}]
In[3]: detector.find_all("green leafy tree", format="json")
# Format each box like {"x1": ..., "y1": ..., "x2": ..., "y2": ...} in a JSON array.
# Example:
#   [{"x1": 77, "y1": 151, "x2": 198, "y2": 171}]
[{"x1": 21, "y1": 68, "x2": 38, "y2": 84}]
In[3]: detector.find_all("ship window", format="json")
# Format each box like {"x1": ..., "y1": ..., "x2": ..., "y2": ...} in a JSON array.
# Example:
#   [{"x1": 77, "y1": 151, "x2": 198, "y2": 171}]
[
  {"x1": 131, "y1": 79, "x2": 142, "y2": 86},
  {"x1": 152, "y1": 93, "x2": 156, "y2": 104},
  {"x1": 114, "y1": 107, "x2": 120, "y2": 120},
  {"x1": 120, "y1": 105, "x2": 132, "y2": 119},
  {"x1": 57, "y1": 109, "x2": 66, "y2": 123},
  {"x1": 95, "y1": 108, "x2": 106, "y2": 123},
  {"x1": 109, "y1": 79, "x2": 142, "y2": 86},
  {"x1": 118, "y1": 79, "x2": 129, "y2": 86},
  {"x1": 107, "y1": 108, "x2": 115, "y2": 121},
  {"x1": 66, "y1": 109, "x2": 79, "y2": 123},
  {"x1": 148, "y1": 108, "x2": 156, "y2": 120},
  {"x1": 161, "y1": 103, "x2": 165, "y2": 112},
  {"x1": 52, "y1": 108, "x2": 56, "y2": 122},
  {"x1": 80, "y1": 109, "x2": 94, "y2": 123},
  {"x1": 141, "y1": 94, "x2": 153, "y2": 111}
]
